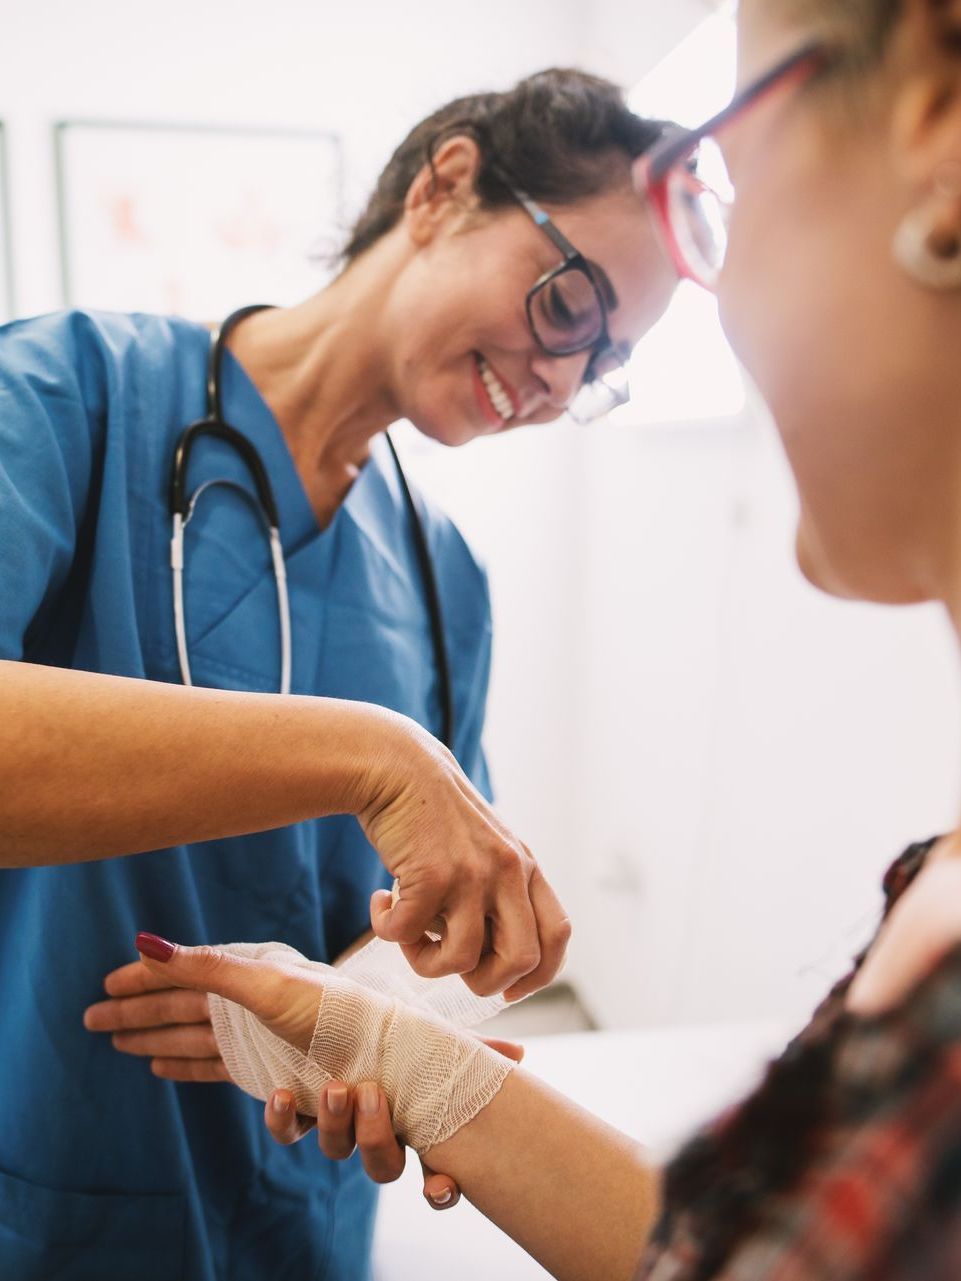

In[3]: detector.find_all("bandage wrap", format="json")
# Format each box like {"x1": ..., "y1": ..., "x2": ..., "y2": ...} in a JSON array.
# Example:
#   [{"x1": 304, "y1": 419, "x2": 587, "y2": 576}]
[{"x1": 208, "y1": 941, "x2": 516, "y2": 1154}]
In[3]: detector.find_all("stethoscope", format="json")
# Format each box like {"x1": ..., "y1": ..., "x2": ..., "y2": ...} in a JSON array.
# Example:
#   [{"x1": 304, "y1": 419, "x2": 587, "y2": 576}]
[{"x1": 169, "y1": 304, "x2": 455, "y2": 749}]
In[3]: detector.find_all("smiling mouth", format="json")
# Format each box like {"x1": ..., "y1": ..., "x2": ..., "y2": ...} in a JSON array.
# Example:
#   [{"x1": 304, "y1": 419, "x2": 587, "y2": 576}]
[{"x1": 473, "y1": 353, "x2": 516, "y2": 425}]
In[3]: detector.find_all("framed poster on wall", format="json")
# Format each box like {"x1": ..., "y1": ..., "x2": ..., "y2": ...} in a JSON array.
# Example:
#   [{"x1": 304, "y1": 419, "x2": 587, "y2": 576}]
[
  {"x1": 55, "y1": 120, "x2": 343, "y2": 320},
  {"x1": 0, "y1": 122, "x2": 14, "y2": 322}
]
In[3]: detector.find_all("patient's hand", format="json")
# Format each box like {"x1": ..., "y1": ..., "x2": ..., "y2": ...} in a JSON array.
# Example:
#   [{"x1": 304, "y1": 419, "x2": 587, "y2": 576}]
[
  {"x1": 87, "y1": 947, "x2": 522, "y2": 1209},
  {"x1": 85, "y1": 931, "x2": 382, "y2": 1082},
  {"x1": 264, "y1": 1032, "x2": 524, "y2": 1211}
]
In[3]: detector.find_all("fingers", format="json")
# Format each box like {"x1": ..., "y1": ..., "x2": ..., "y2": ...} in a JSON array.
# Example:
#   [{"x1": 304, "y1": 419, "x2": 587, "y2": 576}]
[
  {"x1": 478, "y1": 1036, "x2": 525, "y2": 1064},
  {"x1": 364, "y1": 746, "x2": 571, "y2": 994},
  {"x1": 373, "y1": 823, "x2": 566, "y2": 997},
  {"x1": 133, "y1": 933, "x2": 291, "y2": 1024},
  {"x1": 265, "y1": 1091, "x2": 316, "y2": 1145},
  {"x1": 502, "y1": 863, "x2": 572, "y2": 1003},
  {"x1": 108, "y1": 1023, "x2": 219, "y2": 1059},
  {"x1": 83, "y1": 988, "x2": 210, "y2": 1033},
  {"x1": 103, "y1": 959, "x2": 175, "y2": 997},
  {"x1": 316, "y1": 1081, "x2": 358, "y2": 1161},
  {"x1": 398, "y1": 897, "x2": 487, "y2": 983},
  {"x1": 310, "y1": 1082, "x2": 406, "y2": 1184},
  {"x1": 352, "y1": 1083, "x2": 406, "y2": 1184},
  {"x1": 420, "y1": 1159, "x2": 461, "y2": 1211},
  {"x1": 150, "y1": 1057, "x2": 231, "y2": 1083},
  {"x1": 460, "y1": 868, "x2": 540, "y2": 997},
  {"x1": 370, "y1": 882, "x2": 448, "y2": 949}
]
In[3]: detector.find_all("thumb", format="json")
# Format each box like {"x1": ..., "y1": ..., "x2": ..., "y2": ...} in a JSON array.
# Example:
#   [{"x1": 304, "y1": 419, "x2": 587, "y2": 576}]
[
  {"x1": 134, "y1": 933, "x2": 282, "y2": 1024},
  {"x1": 478, "y1": 1035, "x2": 525, "y2": 1064}
]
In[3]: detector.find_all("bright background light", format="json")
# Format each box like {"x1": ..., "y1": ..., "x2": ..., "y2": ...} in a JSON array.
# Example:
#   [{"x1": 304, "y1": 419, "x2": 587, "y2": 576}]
[{"x1": 616, "y1": 7, "x2": 744, "y2": 425}]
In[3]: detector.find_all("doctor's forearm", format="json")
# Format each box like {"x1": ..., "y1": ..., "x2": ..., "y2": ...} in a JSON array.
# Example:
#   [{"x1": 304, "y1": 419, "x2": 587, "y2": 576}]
[
  {"x1": 0, "y1": 661, "x2": 410, "y2": 867},
  {"x1": 423, "y1": 1069, "x2": 660, "y2": 1281}
]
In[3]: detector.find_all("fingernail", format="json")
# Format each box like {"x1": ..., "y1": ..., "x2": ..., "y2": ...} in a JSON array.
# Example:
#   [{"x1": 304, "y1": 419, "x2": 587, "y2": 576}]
[
  {"x1": 431, "y1": 1188, "x2": 453, "y2": 1206},
  {"x1": 272, "y1": 1094, "x2": 291, "y2": 1115},
  {"x1": 135, "y1": 932, "x2": 176, "y2": 962},
  {"x1": 327, "y1": 1086, "x2": 349, "y2": 1116},
  {"x1": 357, "y1": 1082, "x2": 380, "y2": 1115}
]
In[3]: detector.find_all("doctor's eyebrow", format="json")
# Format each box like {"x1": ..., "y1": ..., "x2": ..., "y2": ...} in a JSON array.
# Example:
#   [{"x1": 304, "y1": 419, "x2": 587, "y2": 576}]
[{"x1": 587, "y1": 261, "x2": 619, "y2": 311}]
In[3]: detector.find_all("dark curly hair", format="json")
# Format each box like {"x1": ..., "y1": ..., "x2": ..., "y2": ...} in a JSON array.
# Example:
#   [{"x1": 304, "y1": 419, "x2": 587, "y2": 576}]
[{"x1": 341, "y1": 68, "x2": 673, "y2": 265}]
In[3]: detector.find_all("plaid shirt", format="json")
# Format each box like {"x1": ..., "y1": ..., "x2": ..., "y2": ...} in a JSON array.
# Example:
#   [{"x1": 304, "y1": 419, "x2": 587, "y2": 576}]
[{"x1": 638, "y1": 838, "x2": 961, "y2": 1281}]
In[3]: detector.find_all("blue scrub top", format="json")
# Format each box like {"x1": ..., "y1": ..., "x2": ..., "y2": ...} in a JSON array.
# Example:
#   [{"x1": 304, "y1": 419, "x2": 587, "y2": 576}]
[{"x1": 0, "y1": 310, "x2": 493, "y2": 1281}]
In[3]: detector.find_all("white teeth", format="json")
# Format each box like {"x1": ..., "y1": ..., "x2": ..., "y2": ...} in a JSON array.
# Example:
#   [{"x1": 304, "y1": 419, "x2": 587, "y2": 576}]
[{"x1": 477, "y1": 356, "x2": 514, "y2": 422}]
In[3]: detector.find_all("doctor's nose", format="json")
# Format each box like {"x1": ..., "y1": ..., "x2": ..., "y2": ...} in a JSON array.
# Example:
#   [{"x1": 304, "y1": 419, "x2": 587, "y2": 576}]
[{"x1": 529, "y1": 348, "x2": 593, "y2": 416}]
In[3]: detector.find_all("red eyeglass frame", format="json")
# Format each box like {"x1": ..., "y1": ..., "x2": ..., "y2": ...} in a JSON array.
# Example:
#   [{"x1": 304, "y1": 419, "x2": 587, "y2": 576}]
[{"x1": 636, "y1": 40, "x2": 832, "y2": 290}]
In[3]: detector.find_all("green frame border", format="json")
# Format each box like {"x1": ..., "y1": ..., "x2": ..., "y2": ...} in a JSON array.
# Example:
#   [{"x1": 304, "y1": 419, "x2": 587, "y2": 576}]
[
  {"x1": 54, "y1": 117, "x2": 345, "y2": 308},
  {"x1": 0, "y1": 122, "x2": 15, "y2": 320}
]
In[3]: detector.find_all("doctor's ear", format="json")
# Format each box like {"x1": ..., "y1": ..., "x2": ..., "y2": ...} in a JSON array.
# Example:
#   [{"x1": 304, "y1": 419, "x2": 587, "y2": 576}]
[{"x1": 403, "y1": 136, "x2": 485, "y2": 246}]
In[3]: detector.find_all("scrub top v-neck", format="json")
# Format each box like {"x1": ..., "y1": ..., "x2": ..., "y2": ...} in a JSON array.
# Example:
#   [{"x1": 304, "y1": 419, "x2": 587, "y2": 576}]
[{"x1": 0, "y1": 308, "x2": 493, "y2": 1281}]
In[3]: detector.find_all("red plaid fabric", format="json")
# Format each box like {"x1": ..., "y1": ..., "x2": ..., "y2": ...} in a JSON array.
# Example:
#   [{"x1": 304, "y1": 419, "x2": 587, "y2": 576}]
[{"x1": 638, "y1": 838, "x2": 961, "y2": 1281}]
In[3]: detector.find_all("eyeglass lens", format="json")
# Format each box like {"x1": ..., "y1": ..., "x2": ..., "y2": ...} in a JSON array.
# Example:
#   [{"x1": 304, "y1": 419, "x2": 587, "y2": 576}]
[
  {"x1": 529, "y1": 265, "x2": 605, "y2": 355},
  {"x1": 667, "y1": 138, "x2": 733, "y2": 285}
]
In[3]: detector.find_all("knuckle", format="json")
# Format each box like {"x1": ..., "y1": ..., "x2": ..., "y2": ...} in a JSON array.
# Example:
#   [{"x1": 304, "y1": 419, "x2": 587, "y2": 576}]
[
  {"x1": 492, "y1": 840, "x2": 524, "y2": 874},
  {"x1": 404, "y1": 947, "x2": 440, "y2": 978},
  {"x1": 454, "y1": 859, "x2": 485, "y2": 894},
  {"x1": 192, "y1": 945, "x2": 227, "y2": 973},
  {"x1": 404, "y1": 862, "x2": 447, "y2": 896},
  {"x1": 448, "y1": 944, "x2": 482, "y2": 974},
  {"x1": 513, "y1": 948, "x2": 542, "y2": 976},
  {"x1": 550, "y1": 917, "x2": 573, "y2": 950}
]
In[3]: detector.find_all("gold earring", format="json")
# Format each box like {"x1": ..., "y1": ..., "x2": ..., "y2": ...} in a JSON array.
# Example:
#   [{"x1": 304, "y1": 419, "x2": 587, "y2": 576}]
[{"x1": 893, "y1": 162, "x2": 961, "y2": 291}]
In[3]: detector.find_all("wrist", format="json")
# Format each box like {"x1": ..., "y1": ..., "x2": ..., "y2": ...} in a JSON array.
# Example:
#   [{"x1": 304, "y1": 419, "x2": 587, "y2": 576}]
[
  {"x1": 303, "y1": 698, "x2": 420, "y2": 818},
  {"x1": 347, "y1": 704, "x2": 450, "y2": 827}
]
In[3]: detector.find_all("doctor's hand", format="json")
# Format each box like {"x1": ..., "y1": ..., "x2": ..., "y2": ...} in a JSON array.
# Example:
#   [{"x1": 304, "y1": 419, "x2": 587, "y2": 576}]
[
  {"x1": 360, "y1": 718, "x2": 570, "y2": 1002},
  {"x1": 84, "y1": 958, "x2": 230, "y2": 1082}
]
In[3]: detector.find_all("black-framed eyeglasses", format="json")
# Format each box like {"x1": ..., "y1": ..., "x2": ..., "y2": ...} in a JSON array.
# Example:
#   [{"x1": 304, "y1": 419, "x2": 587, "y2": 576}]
[{"x1": 493, "y1": 168, "x2": 632, "y2": 424}]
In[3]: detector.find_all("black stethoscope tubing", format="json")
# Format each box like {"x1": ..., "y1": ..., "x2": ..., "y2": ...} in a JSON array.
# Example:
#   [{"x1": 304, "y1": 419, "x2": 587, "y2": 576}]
[{"x1": 169, "y1": 304, "x2": 455, "y2": 750}]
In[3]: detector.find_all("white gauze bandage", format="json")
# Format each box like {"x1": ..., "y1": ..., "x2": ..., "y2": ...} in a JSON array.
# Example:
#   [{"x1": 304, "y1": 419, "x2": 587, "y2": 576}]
[{"x1": 208, "y1": 939, "x2": 517, "y2": 1154}]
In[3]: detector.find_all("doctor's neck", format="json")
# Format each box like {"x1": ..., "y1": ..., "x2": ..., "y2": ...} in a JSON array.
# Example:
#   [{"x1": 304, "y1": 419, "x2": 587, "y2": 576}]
[{"x1": 224, "y1": 239, "x2": 412, "y2": 523}]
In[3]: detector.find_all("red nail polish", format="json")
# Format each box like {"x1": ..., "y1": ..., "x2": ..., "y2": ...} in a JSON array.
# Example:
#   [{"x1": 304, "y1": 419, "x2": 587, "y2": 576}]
[{"x1": 136, "y1": 932, "x2": 176, "y2": 962}]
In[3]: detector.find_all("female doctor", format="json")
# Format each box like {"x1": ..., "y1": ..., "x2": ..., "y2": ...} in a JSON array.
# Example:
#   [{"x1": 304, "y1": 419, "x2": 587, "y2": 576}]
[{"x1": 0, "y1": 69, "x2": 677, "y2": 1281}]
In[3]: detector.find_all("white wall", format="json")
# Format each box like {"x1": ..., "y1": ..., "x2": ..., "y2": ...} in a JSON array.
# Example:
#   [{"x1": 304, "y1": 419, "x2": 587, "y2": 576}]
[
  {"x1": 0, "y1": 0, "x2": 588, "y2": 316},
  {"x1": 407, "y1": 400, "x2": 961, "y2": 1030},
  {"x1": 6, "y1": 0, "x2": 959, "y2": 1031},
  {"x1": 579, "y1": 0, "x2": 717, "y2": 86},
  {"x1": 569, "y1": 405, "x2": 961, "y2": 1026}
]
